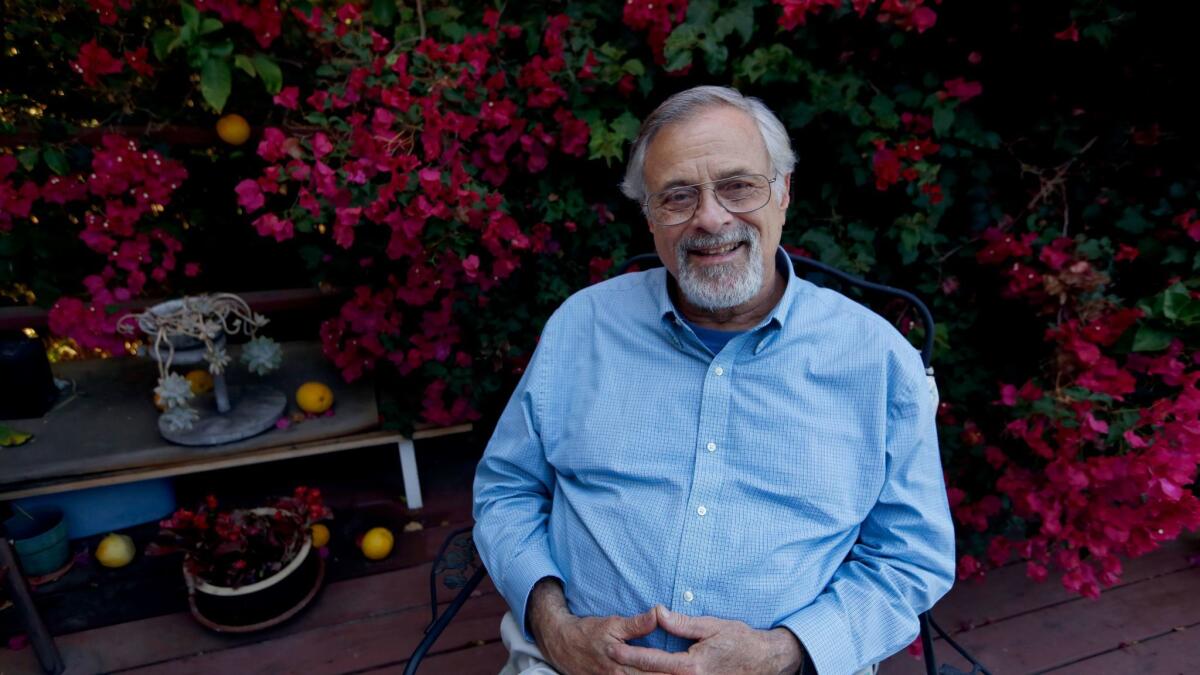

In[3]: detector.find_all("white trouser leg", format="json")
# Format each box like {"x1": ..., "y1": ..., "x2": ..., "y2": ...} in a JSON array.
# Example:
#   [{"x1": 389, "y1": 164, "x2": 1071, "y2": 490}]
[{"x1": 498, "y1": 611, "x2": 559, "y2": 675}]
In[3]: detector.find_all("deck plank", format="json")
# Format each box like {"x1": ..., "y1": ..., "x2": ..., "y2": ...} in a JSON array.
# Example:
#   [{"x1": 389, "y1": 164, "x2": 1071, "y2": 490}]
[
  {"x1": 883, "y1": 567, "x2": 1200, "y2": 674},
  {"x1": 928, "y1": 534, "x2": 1199, "y2": 635},
  {"x1": 116, "y1": 592, "x2": 508, "y2": 674},
  {"x1": 1043, "y1": 621, "x2": 1200, "y2": 674},
  {"x1": 0, "y1": 559, "x2": 497, "y2": 675}
]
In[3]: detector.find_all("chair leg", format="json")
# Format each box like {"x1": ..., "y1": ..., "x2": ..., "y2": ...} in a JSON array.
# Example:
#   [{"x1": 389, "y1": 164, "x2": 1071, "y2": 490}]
[{"x1": 0, "y1": 536, "x2": 65, "y2": 674}]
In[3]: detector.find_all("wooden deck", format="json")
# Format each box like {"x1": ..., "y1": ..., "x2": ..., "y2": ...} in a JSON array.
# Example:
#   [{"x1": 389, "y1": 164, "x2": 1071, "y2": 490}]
[{"x1": 3, "y1": 443, "x2": 1199, "y2": 674}]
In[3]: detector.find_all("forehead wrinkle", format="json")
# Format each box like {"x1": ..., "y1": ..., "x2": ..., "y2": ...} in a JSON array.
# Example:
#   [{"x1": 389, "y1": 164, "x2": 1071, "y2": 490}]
[{"x1": 643, "y1": 112, "x2": 772, "y2": 193}]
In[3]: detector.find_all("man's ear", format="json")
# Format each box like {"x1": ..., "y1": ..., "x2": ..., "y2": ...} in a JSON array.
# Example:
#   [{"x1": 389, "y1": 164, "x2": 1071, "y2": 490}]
[{"x1": 779, "y1": 173, "x2": 792, "y2": 210}]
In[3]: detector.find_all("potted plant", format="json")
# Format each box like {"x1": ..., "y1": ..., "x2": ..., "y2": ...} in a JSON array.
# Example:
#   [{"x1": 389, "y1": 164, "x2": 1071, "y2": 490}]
[
  {"x1": 116, "y1": 293, "x2": 285, "y2": 445},
  {"x1": 147, "y1": 486, "x2": 330, "y2": 632}
]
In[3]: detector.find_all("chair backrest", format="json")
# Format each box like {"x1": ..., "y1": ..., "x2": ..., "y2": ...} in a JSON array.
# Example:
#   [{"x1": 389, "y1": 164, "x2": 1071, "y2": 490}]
[{"x1": 615, "y1": 252, "x2": 936, "y2": 370}]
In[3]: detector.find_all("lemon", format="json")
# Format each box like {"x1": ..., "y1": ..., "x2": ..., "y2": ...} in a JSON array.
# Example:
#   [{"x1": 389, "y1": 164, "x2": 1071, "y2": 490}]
[
  {"x1": 96, "y1": 533, "x2": 136, "y2": 568},
  {"x1": 185, "y1": 369, "x2": 214, "y2": 394},
  {"x1": 216, "y1": 113, "x2": 251, "y2": 146},
  {"x1": 295, "y1": 381, "x2": 334, "y2": 414},
  {"x1": 310, "y1": 523, "x2": 330, "y2": 548},
  {"x1": 360, "y1": 527, "x2": 394, "y2": 561}
]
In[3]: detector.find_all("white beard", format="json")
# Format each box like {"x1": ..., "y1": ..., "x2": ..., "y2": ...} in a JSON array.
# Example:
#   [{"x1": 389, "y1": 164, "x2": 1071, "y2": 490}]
[{"x1": 674, "y1": 222, "x2": 764, "y2": 312}]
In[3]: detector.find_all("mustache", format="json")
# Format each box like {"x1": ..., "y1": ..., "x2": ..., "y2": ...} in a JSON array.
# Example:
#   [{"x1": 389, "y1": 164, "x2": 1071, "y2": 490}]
[{"x1": 678, "y1": 223, "x2": 757, "y2": 250}]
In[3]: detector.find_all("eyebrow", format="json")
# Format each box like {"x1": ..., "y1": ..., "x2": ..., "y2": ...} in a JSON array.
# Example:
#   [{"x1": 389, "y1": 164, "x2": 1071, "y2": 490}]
[{"x1": 657, "y1": 167, "x2": 759, "y2": 191}]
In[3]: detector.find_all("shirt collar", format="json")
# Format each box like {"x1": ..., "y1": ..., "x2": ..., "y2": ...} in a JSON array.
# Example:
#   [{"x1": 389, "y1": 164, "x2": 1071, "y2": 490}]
[{"x1": 654, "y1": 246, "x2": 805, "y2": 334}]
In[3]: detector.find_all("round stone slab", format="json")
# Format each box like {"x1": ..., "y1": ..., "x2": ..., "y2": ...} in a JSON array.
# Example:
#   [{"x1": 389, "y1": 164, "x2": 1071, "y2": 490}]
[{"x1": 159, "y1": 384, "x2": 287, "y2": 446}]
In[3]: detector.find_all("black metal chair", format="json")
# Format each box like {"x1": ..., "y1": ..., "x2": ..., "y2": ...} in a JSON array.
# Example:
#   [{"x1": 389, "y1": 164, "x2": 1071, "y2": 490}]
[{"x1": 404, "y1": 254, "x2": 991, "y2": 675}]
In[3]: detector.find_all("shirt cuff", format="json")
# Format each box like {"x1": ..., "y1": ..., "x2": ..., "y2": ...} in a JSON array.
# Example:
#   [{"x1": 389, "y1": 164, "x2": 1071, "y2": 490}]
[
  {"x1": 776, "y1": 597, "x2": 858, "y2": 675},
  {"x1": 503, "y1": 542, "x2": 564, "y2": 643}
]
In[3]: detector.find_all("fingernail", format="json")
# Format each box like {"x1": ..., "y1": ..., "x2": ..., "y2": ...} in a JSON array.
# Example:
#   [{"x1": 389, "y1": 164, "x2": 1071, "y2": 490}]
[{"x1": 660, "y1": 606, "x2": 670, "y2": 618}]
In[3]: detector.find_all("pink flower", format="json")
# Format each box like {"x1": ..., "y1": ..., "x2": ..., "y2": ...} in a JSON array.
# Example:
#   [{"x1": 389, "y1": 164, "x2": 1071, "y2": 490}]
[
  {"x1": 252, "y1": 213, "x2": 294, "y2": 242},
  {"x1": 940, "y1": 78, "x2": 983, "y2": 103},
  {"x1": 909, "y1": 6, "x2": 937, "y2": 33},
  {"x1": 311, "y1": 132, "x2": 334, "y2": 160},
  {"x1": 1055, "y1": 23, "x2": 1080, "y2": 42},
  {"x1": 72, "y1": 40, "x2": 124, "y2": 87},
  {"x1": 273, "y1": 86, "x2": 300, "y2": 110},
  {"x1": 257, "y1": 128, "x2": 290, "y2": 162},
  {"x1": 871, "y1": 145, "x2": 901, "y2": 190},
  {"x1": 235, "y1": 179, "x2": 265, "y2": 212},
  {"x1": 124, "y1": 47, "x2": 154, "y2": 77},
  {"x1": 956, "y1": 554, "x2": 982, "y2": 581},
  {"x1": 774, "y1": 0, "x2": 842, "y2": 30},
  {"x1": 462, "y1": 255, "x2": 481, "y2": 281}
]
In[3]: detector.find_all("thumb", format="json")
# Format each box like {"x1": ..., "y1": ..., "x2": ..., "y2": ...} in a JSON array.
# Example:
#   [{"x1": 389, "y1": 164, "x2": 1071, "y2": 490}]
[
  {"x1": 615, "y1": 607, "x2": 659, "y2": 640},
  {"x1": 655, "y1": 606, "x2": 715, "y2": 640}
]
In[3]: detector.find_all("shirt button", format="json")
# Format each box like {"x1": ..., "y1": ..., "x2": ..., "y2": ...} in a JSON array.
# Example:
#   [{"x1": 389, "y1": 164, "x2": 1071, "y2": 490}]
[
  {"x1": 684, "y1": 590, "x2": 694, "y2": 603},
  {"x1": 714, "y1": 366, "x2": 724, "y2": 376},
  {"x1": 706, "y1": 441, "x2": 717, "y2": 452},
  {"x1": 697, "y1": 505, "x2": 707, "y2": 517}
]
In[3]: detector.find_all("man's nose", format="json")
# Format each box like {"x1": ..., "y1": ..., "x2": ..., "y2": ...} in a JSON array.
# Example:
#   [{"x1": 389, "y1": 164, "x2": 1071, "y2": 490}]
[{"x1": 690, "y1": 187, "x2": 732, "y2": 231}]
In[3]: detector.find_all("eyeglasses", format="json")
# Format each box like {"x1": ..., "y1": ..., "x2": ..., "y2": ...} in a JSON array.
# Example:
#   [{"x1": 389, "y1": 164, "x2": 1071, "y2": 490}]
[{"x1": 643, "y1": 173, "x2": 777, "y2": 227}]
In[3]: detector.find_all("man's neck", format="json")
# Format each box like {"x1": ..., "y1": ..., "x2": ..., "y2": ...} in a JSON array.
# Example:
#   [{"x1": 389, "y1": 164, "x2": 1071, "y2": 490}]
[{"x1": 672, "y1": 268, "x2": 787, "y2": 332}]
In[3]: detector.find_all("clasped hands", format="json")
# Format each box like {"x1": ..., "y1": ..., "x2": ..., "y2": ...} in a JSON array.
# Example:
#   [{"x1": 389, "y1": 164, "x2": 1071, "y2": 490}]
[{"x1": 528, "y1": 580, "x2": 803, "y2": 675}]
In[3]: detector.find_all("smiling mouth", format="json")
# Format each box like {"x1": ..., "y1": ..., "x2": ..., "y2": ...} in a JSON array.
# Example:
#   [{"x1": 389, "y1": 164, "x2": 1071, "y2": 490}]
[{"x1": 688, "y1": 241, "x2": 745, "y2": 258}]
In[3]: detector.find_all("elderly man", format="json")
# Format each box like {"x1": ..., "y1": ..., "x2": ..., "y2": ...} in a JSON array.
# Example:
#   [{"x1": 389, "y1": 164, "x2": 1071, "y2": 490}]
[{"x1": 473, "y1": 86, "x2": 955, "y2": 675}]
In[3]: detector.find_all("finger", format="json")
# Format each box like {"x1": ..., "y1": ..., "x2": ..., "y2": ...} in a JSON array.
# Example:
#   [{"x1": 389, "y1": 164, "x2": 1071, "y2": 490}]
[
  {"x1": 655, "y1": 606, "x2": 718, "y2": 640},
  {"x1": 608, "y1": 643, "x2": 692, "y2": 674},
  {"x1": 613, "y1": 607, "x2": 659, "y2": 640}
]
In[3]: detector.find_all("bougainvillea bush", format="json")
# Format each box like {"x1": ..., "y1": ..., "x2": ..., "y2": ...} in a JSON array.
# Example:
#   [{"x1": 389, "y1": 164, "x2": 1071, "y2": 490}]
[{"x1": 2, "y1": 0, "x2": 1198, "y2": 602}]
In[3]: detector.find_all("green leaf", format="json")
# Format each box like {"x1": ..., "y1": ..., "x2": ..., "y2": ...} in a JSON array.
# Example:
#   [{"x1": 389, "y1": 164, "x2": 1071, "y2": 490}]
[
  {"x1": 932, "y1": 107, "x2": 955, "y2": 136},
  {"x1": 1132, "y1": 325, "x2": 1172, "y2": 352},
  {"x1": 897, "y1": 226, "x2": 921, "y2": 265},
  {"x1": 208, "y1": 40, "x2": 234, "y2": 58},
  {"x1": 610, "y1": 112, "x2": 641, "y2": 143},
  {"x1": 252, "y1": 54, "x2": 283, "y2": 94},
  {"x1": 785, "y1": 101, "x2": 815, "y2": 129},
  {"x1": 200, "y1": 57, "x2": 232, "y2": 112},
  {"x1": 1081, "y1": 23, "x2": 1113, "y2": 47},
  {"x1": 233, "y1": 54, "x2": 256, "y2": 77},
  {"x1": 869, "y1": 94, "x2": 898, "y2": 129},
  {"x1": 151, "y1": 28, "x2": 177, "y2": 60},
  {"x1": 180, "y1": 2, "x2": 200, "y2": 31},
  {"x1": 713, "y1": 0, "x2": 756, "y2": 44},
  {"x1": 43, "y1": 148, "x2": 69, "y2": 175},
  {"x1": 1075, "y1": 238, "x2": 1104, "y2": 260},
  {"x1": 0, "y1": 424, "x2": 33, "y2": 447},
  {"x1": 199, "y1": 17, "x2": 223, "y2": 35},
  {"x1": 17, "y1": 147, "x2": 40, "y2": 171},
  {"x1": 622, "y1": 59, "x2": 645, "y2": 77},
  {"x1": 371, "y1": 0, "x2": 398, "y2": 26},
  {"x1": 1162, "y1": 244, "x2": 1188, "y2": 265},
  {"x1": 1162, "y1": 283, "x2": 1200, "y2": 325},
  {"x1": 663, "y1": 24, "x2": 698, "y2": 72},
  {"x1": 702, "y1": 41, "x2": 729, "y2": 75},
  {"x1": 1116, "y1": 206, "x2": 1153, "y2": 234},
  {"x1": 685, "y1": 0, "x2": 719, "y2": 25}
]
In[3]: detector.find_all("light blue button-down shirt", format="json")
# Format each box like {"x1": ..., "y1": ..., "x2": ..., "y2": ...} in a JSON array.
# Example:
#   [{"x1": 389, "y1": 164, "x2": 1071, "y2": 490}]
[{"x1": 473, "y1": 250, "x2": 955, "y2": 674}]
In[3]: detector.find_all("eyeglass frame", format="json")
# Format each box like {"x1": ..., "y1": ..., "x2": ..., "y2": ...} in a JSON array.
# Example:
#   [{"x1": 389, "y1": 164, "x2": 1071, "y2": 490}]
[{"x1": 641, "y1": 172, "x2": 780, "y2": 228}]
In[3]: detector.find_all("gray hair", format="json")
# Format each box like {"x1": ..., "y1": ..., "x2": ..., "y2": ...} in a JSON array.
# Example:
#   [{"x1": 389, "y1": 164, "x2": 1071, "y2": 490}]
[{"x1": 620, "y1": 86, "x2": 796, "y2": 206}]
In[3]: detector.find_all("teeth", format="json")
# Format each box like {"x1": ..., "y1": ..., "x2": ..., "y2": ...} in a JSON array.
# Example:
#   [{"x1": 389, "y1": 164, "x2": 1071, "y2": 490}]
[{"x1": 694, "y1": 243, "x2": 738, "y2": 255}]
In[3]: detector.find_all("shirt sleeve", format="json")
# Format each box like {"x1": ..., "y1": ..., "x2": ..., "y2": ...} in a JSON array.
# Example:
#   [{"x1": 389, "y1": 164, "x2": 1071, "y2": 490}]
[
  {"x1": 775, "y1": 346, "x2": 956, "y2": 674},
  {"x1": 472, "y1": 315, "x2": 564, "y2": 642}
]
